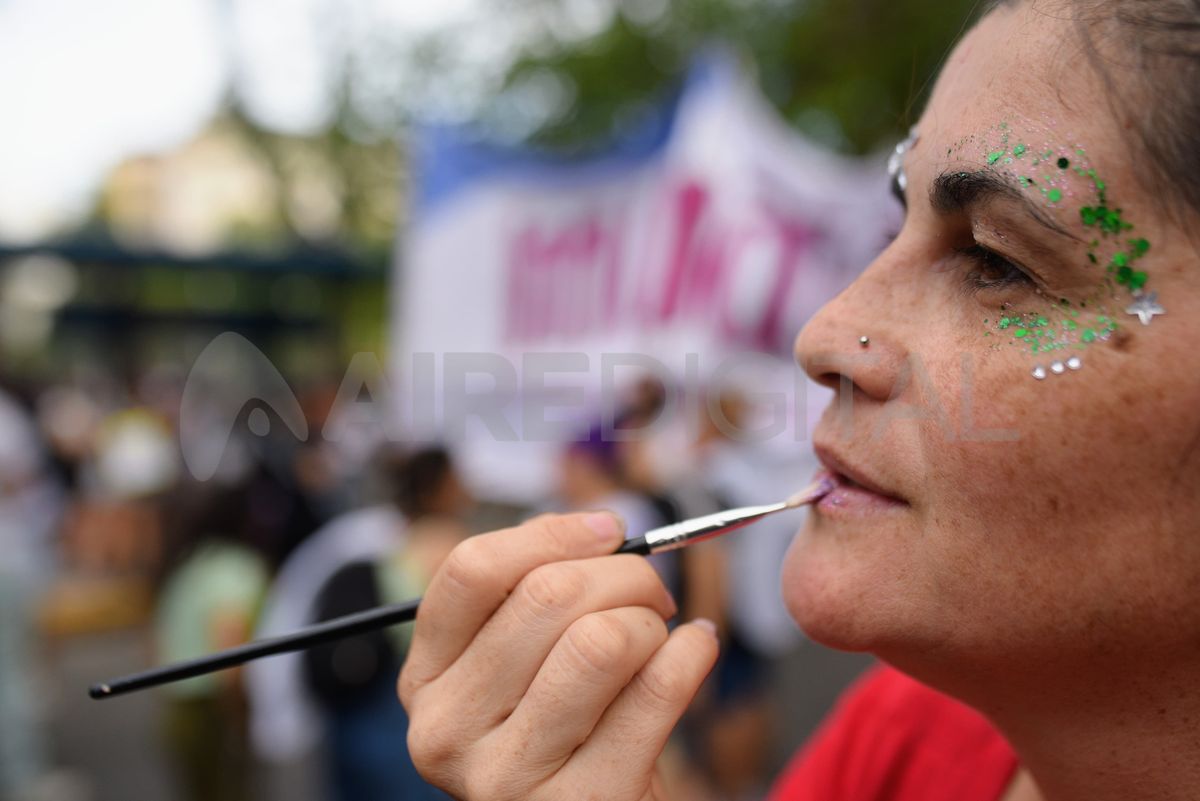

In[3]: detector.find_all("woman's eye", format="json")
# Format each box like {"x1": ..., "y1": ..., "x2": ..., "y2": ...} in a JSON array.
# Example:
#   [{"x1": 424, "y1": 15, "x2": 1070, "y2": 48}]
[{"x1": 957, "y1": 244, "x2": 1035, "y2": 293}]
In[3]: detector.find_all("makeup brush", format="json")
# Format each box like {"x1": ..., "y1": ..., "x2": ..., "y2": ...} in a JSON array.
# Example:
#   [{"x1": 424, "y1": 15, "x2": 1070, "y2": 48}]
[
  {"x1": 88, "y1": 476, "x2": 834, "y2": 701},
  {"x1": 613, "y1": 476, "x2": 835, "y2": 555}
]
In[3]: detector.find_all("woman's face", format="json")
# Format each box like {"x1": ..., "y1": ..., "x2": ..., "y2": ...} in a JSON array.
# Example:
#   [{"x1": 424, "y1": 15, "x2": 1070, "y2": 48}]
[{"x1": 783, "y1": 2, "x2": 1200, "y2": 682}]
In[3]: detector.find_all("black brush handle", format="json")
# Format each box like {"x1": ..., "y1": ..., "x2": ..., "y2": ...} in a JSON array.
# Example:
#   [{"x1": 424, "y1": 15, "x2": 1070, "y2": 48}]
[
  {"x1": 614, "y1": 536, "x2": 652, "y2": 556},
  {"x1": 89, "y1": 598, "x2": 421, "y2": 700},
  {"x1": 91, "y1": 538, "x2": 653, "y2": 700}
]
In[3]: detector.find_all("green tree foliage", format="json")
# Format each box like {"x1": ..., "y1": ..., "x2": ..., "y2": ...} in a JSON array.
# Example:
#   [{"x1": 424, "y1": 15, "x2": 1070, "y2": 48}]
[{"x1": 493, "y1": 0, "x2": 987, "y2": 155}]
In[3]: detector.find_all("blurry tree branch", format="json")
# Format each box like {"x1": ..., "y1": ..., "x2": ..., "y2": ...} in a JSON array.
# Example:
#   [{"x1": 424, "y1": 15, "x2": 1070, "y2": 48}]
[
  {"x1": 88, "y1": 0, "x2": 984, "y2": 258},
  {"x1": 476, "y1": 0, "x2": 984, "y2": 155}
]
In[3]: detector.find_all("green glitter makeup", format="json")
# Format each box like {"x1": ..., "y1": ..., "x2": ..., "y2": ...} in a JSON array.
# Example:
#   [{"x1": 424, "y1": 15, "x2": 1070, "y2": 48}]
[
  {"x1": 993, "y1": 306, "x2": 1117, "y2": 355},
  {"x1": 943, "y1": 120, "x2": 1162, "y2": 378},
  {"x1": 984, "y1": 133, "x2": 1153, "y2": 297},
  {"x1": 1079, "y1": 198, "x2": 1150, "y2": 290}
]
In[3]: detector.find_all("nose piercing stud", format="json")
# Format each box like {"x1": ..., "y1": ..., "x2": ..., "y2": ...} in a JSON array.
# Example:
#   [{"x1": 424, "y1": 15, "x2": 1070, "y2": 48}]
[{"x1": 858, "y1": 336, "x2": 870, "y2": 348}]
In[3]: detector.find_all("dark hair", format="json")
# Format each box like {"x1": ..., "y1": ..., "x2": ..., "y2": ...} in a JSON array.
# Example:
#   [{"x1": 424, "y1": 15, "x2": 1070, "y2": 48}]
[
  {"x1": 156, "y1": 480, "x2": 253, "y2": 588},
  {"x1": 1078, "y1": 0, "x2": 1200, "y2": 221},
  {"x1": 991, "y1": 0, "x2": 1200, "y2": 221},
  {"x1": 567, "y1": 423, "x2": 623, "y2": 480},
  {"x1": 392, "y1": 446, "x2": 456, "y2": 520}
]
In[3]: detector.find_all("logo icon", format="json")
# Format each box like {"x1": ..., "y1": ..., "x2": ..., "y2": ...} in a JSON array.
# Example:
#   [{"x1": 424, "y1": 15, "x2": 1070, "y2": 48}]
[{"x1": 179, "y1": 332, "x2": 309, "y2": 480}]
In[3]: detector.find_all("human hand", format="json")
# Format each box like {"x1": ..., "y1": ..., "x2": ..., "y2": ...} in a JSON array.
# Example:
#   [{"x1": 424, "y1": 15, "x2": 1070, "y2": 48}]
[{"x1": 398, "y1": 512, "x2": 719, "y2": 801}]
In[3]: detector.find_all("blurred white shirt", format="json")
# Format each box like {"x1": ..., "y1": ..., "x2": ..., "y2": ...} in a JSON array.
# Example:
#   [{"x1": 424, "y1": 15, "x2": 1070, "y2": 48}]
[{"x1": 246, "y1": 504, "x2": 406, "y2": 762}]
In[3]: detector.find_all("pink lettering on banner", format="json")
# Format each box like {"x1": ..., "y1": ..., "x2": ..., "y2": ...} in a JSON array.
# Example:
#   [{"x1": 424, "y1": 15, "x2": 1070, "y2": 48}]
[
  {"x1": 653, "y1": 180, "x2": 823, "y2": 353},
  {"x1": 745, "y1": 211, "x2": 822, "y2": 352},
  {"x1": 504, "y1": 216, "x2": 622, "y2": 342},
  {"x1": 503, "y1": 180, "x2": 824, "y2": 355},
  {"x1": 656, "y1": 181, "x2": 717, "y2": 323}
]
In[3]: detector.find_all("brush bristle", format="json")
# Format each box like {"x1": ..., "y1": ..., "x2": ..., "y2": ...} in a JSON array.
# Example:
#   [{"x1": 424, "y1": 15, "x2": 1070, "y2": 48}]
[{"x1": 784, "y1": 476, "x2": 836, "y2": 508}]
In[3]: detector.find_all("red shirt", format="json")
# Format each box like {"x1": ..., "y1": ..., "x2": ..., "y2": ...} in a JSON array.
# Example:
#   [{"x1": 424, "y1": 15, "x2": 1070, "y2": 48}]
[{"x1": 769, "y1": 666, "x2": 1019, "y2": 801}]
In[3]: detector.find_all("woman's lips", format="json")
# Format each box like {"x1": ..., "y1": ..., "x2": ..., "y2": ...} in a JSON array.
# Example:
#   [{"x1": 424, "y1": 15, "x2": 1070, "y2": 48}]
[
  {"x1": 813, "y1": 468, "x2": 908, "y2": 515},
  {"x1": 811, "y1": 446, "x2": 908, "y2": 516}
]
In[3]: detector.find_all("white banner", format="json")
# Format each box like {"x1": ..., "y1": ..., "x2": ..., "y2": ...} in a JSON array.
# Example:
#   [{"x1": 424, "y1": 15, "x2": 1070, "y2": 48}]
[{"x1": 393, "y1": 55, "x2": 899, "y2": 501}]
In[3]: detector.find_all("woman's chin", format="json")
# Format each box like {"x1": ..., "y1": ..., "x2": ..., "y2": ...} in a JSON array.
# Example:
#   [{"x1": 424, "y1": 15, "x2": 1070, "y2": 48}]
[{"x1": 781, "y1": 526, "x2": 892, "y2": 654}]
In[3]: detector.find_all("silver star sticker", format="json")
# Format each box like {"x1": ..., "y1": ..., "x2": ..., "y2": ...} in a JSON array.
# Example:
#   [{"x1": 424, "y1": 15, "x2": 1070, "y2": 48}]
[{"x1": 1126, "y1": 291, "x2": 1165, "y2": 326}]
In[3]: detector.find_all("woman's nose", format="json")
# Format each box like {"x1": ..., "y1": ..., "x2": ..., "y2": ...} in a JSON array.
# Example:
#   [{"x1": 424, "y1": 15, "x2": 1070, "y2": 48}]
[{"x1": 794, "y1": 263, "x2": 909, "y2": 404}]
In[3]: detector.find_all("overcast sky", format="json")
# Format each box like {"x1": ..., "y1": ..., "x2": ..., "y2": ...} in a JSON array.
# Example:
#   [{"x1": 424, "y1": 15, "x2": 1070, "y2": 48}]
[{"x1": 0, "y1": 0, "x2": 495, "y2": 242}]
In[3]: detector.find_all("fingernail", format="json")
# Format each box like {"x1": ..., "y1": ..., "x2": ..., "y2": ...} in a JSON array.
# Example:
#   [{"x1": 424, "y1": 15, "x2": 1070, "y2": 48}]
[
  {"x1": 584, "y1": 511, "x2": 624, "y2": 544},
  {"x1": 662, "y1": 589, "x2": 679, "y2": 619},
  {"x1": 692, "y1": 618, "x2": 718, "y2": 639}
]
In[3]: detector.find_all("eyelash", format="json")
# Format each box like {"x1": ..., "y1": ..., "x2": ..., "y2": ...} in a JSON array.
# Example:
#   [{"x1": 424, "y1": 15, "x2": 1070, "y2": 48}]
[
  {"x1": 956, "y1": 244, "x2": 1035, "y2": 294},
  {"x1": 886, "y1": 188, "x2": 1037, "y2": 297}
]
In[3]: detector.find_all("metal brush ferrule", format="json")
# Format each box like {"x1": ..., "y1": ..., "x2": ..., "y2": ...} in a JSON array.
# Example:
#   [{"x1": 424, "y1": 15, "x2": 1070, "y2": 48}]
[{"x1": 641, "y1": 502, "x2": 789, "y2": 554}]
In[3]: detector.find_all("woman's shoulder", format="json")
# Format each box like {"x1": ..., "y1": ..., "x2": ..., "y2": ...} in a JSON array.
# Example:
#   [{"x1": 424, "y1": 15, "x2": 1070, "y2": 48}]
[{"x1": 768, "y1": 665, "x2": 1018, "y2": 801}]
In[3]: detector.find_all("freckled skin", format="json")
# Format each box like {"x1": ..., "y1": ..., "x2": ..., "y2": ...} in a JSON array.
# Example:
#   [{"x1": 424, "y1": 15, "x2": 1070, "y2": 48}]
[
  {"x1": 1111, "y1": 327, "x2": 1133, "y2": 351},
  {"x1": 782, "y1": 2, "x2": 1200, "y2": 708}
]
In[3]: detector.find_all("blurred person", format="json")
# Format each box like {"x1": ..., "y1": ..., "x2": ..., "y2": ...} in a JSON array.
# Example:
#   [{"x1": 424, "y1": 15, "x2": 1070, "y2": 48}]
[
  {"x1": 35, "y1": 382, "x2": 104, "y2": 492},
  {"x1": 246, "y1": 445, "x2": 466, "y2": 765},
  {"x1": 613, "y1": 376, "x2": 690, "y2": 527},
  {"x1": 246, "y1": 503, "x2": 404, "y2": 766},
  {"x1": 302, "y1": 445, "x2": 470, "y2": 801},
  {"x1": 391, "y1": 2, "x2": 1200, "y2": 799},
  {"x1": 63, "y1": 405, "x2": 177, "y2": 574},
  {"x1": 174, "y1": 379, "x2": 327, "y2": 576},
  {"x1": 291, "y1": 379, "x2": 355, "y2": 520},
  {"x1": 557, "y1": 422, "x2": 675, "y2": 587},
  {"x1": 242, "y1": 454, "x2": 326, "y2": 571},
  {"x1": 154, "y1": 481, "x2": 270, "y2": 801},
  {"x1": 0, "y1": 385, "x2": 63, "y2": 800}
]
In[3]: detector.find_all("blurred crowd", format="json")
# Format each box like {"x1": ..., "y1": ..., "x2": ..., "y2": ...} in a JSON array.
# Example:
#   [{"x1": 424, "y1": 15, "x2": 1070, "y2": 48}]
[{"x1": 0, "y1": 366, "x2": 827, "y2": 801}]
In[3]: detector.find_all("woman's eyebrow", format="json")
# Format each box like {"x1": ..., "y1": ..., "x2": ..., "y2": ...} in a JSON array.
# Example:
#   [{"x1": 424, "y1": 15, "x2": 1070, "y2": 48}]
[{"x1": 928, "y1": 169, "x2": 1078, "y2": 241}]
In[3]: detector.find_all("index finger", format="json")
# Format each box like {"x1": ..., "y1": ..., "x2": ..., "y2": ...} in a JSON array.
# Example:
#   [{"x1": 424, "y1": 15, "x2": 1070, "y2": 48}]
[{"x1": 400, "y1": 512, "x2": 626, "y2": 694}]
